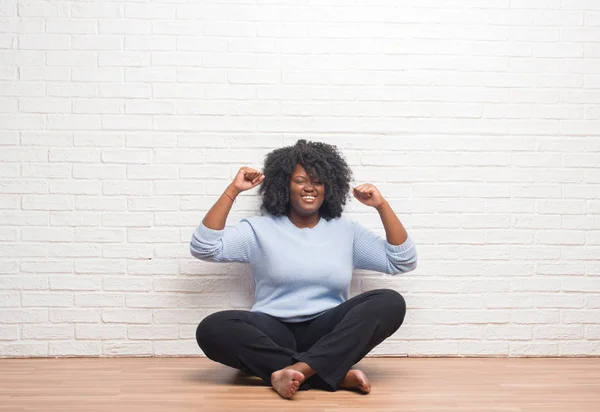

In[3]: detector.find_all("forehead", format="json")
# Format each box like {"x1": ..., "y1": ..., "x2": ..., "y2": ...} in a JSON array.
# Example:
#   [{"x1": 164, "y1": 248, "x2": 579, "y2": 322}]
[
  {"x1": 291, "y1": 163, "x2": 320, "y2": 179},
  {"x1": 292, "y1": 164, "x2": 307, "y2": 176}
]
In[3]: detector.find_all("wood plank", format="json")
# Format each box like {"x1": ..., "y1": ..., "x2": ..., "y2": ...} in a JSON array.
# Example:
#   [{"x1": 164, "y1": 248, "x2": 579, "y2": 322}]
[{"x1": 1, "y1": 358, "x2": 599, "y2": 411}]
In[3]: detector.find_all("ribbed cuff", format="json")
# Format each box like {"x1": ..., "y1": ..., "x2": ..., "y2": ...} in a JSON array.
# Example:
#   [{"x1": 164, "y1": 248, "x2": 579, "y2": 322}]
[
  {"x1": 193, "y1": 222, "x2": 225, "y2": 243},
  {"x1": 385, "y1": 234, "x2": 416, "y2": 254}
]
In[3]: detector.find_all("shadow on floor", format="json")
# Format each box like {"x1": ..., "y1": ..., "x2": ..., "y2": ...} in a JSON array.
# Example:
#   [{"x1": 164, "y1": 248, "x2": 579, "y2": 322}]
[
  {"x1": 184, "y1": 358, "x2": 388, "y2": 388},
  {"x1": 185, "y1": 364, "x2": 267, "y2": 387}
]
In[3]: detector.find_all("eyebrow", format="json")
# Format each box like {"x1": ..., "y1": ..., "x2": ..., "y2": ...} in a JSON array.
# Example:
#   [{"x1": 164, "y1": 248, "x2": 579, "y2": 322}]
[{"x1": 293, "y1": 174, "x2": 321, "y2": 181}]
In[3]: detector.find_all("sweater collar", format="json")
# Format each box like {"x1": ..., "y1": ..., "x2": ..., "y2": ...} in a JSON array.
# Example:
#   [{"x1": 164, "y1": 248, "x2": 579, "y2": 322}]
[{"x1": 283, "y1": 215, "x2": 324, "y2": 231}]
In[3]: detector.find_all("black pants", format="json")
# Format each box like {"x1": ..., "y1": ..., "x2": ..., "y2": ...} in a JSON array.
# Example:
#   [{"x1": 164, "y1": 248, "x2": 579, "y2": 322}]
[{"x1": 196, "y1": 288, "x2": 406, "y2": 391}]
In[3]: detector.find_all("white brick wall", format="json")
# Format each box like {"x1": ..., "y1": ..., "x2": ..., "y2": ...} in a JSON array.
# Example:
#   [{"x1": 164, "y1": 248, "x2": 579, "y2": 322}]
[{"x1": 1, "y1": 0, "x2": 600, "y2": 358}]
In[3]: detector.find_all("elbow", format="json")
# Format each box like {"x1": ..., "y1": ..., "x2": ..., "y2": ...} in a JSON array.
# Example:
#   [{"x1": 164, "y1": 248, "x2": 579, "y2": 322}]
[
  {"x1": 190, "y1": 244, "x2": 211, "y2": 261},
  {"x1": 390, "y1": 252, "x2": 417, "y2": 275},
  {"x1": 190, "y1": 245, "x2": 209, "y2": 261},
  {"x1": 189, "y1": 236, "x2": 218, "y2": 261}
]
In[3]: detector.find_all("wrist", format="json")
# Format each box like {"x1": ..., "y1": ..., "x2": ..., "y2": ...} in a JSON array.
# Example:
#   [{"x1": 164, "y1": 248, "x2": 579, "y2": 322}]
[
  {"x1": 375, "y1": 200, "x2": 389, "y2": 212},
  {"x1": 226, "y1": 184, "x2": 241, "y2": 198}
]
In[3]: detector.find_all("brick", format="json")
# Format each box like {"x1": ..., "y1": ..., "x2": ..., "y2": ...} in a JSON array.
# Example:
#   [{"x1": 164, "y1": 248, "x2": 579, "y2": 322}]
[
  {"x1": 102, "y1": 212, "x2": 152, "y2": 227},
  {"x1": 510, "y1": 342, "x2": 559, "y2": 356},
  {"x1": 102, "y1": 342, "x2": 152, "y2": 356},
  {"x1": 103, "y1": 276, "x2": 152, "y2": 292},
  {"x1": 75, "y1": 228, "x2": 124, "y2": 243},
  {"x1": 49, "y1": 148, "x2": 100, "y2": 162},
  {"x1": 0, "y1": 343, "x2": 48, "y2": 357},
  {"x1": 50, "y1": 275, "x2": 102, "y2": 291},
  {"x1": 76, "y1": 196, "x2": 127, "y2": 211},
  {"x1": 74, "y1": 259, "x2": 126, "y2": 275},
  {"x1": 102, "y1": 244, "x2": 152, "y2": 259},
  {"x1": 127, "y1": 165, "x2": 178, "y2": 180},
  {"x1": 22, "y1": 292, "x2": 72, "y2": 307},
  {"x1": 102, "y1": 309, "x2": 152, "y2": 324},
  {"x1": 50, "y1": 309, "x2": 101, "y2": 323},
  {"x1": 0, "y1": 309, "x2": 47, "y2": 323},
  {"x1": 46, "y1": 20, "x2": 96, "y2": 35},
  {"x1": 49, "y1": 342, "x2": 101, "y2": 356},
  {"x1": 76, "y1": 325, "x2": 126, "y2": 340},
  {"x1": 22, "y1": 324, "x2": 74, "y2": 339},
  {"x1": 128, "y1": 197, "x2": 178, "y2": 211},
  {"x1": 50, "y1": 180, "x2": 101, "y2": 195},
  {"x1": 21, "y1": 163, "x2": 71, "y2": 178},
  {"x1": 0, "y1": 275, "x2": 47, "y2": 290},
  {"x1": 102, "y1": 181, "x2": 152, "y2": 196},
  {"x1": 75, "y1": 293, "x2": 124, "y2": 307},
  {"x1": 50, "y1": 212, "x2": 101, "y2": 227},
  {"x1": 0, "y1": 325, "x2": 19, "y2": 340},
  {"x1": 0, "y1": 291, "x2": 19, "y2": 307},
  {"x1": 73, "y1": 164, "x2": 125, "y2": 179},
  {"x1": 21, "y1": 260, "x2": 72, "y2": 274},
  {"x1": 153, "y1": 309, "x2": 208, "y2": 324},
  {"x1": 74, "y1": 132, "x2": 125, "y2": 147},
  {"x1": 49, "y1": 244, "x2": 101, "y2": 258},
  {"x1": 126, "y1": 294, "x2": 177, "y2": 308},
  {"x1": 128, "y1": 325, "x2": 178, "y2": 340}
]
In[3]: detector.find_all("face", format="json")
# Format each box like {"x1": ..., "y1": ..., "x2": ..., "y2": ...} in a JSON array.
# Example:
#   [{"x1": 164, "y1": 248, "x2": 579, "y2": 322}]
[{"x1": 288, "y1": 164, "x2": 325, "y2": 216}]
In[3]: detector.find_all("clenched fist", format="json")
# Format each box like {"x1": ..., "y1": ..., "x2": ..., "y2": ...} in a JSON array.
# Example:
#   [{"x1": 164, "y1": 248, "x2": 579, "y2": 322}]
[
  {"x1": 230, "y1": 167, "x2": 265, "y2": 194},
  {"x1": 352, "y1": 183, "x2": 386, "y2": 209}
]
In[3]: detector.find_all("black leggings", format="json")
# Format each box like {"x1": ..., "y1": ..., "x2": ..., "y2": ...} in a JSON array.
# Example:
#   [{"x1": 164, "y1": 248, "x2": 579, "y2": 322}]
[{"x1": 196, "y1": 288, "x2": 406, "y2": 391}]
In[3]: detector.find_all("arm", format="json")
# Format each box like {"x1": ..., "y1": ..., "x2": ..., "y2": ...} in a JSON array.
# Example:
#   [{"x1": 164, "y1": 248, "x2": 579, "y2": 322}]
[
  {"x1": 203, "y1": 168, "x2": 263, "y2": 230},
  {"x1": 375, "y1": 200, "x2": 408, "y2": 246},
  {"x1": 202, "y1": 183, "x2": 240, "y2": 231},
  {"x1": 352, "y1": 183, "x2": 417, "y2": 274},
  {"x1": 190, "y1": 167, "x2": 264, "y2": 262}
]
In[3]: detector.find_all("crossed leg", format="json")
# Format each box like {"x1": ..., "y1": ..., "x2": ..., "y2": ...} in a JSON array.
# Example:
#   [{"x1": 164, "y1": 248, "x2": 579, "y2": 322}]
[{"x1": 196, "y1": 289, "x2": 406, "y2": 398}]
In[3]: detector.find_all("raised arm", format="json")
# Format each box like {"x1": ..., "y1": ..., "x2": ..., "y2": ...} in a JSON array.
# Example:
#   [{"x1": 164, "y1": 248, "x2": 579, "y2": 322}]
[
  {"x1": 352, "y1": 183, "x2": 416, "y2": 274},
  {"x1": 190, "y1": 167, "x2": 264, "y2": 262},
  {"x1": 203, "y1": 167, "x2": 264, "y2": 230}
]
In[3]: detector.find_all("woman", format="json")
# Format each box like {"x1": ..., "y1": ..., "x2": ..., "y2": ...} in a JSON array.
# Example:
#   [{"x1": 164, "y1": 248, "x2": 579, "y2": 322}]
[{"x1": 191, "y1": 139, "x2": 417, "y2": 399}]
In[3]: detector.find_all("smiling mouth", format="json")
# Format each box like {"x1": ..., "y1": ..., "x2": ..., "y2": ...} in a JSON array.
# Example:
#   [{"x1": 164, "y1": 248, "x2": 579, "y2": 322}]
[{"x1": 301, "y1": 195, "x2": 316, "y2": 202}]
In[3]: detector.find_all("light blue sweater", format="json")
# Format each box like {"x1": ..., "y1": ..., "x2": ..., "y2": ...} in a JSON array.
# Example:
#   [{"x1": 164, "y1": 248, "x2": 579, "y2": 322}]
[{"x1": 190, "y1": 215, "x2": 417, "y2": 322}]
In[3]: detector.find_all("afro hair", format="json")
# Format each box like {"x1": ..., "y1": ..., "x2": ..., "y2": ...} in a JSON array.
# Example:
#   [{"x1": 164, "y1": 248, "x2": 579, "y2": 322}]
[{"x1": 258, "y1": 139, "x2": 353, "y2": 220}]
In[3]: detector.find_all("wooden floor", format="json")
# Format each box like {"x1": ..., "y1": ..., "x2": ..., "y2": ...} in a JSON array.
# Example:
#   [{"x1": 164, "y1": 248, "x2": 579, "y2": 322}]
[{"x1": 1, "y1": 357, "x2": 599, "y2": 412}]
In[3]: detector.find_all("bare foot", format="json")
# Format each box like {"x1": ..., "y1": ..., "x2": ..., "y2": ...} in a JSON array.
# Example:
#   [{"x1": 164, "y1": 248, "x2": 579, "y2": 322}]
[
  {"x1": 271, "y1": 368, "x2": 305, "y2": 399},
  {"x1": 340, "y1": 369, "x2": 371, "y2": 394}
]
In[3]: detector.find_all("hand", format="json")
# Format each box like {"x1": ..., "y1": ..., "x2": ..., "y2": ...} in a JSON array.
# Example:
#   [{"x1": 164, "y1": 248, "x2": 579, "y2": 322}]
[
  {"x1": 230, "y1": 167, "x2": 265, "y2": 195},
  {"x1": 352, "y1": 183, "x2": 386, "y2": 209}
]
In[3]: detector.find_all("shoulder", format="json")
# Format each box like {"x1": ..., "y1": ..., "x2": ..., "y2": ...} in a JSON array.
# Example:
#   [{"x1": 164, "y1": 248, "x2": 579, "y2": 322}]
[
  {"x1": 334, "y1": 216, "x2": 374, "y2": 238},
  {"x1": 330, "y1": 216, "x2": 353, "y2": 226},
  {"x1": 239, "y1": 214, "x2": 282, "y2": 231},
  {"x1": 325, "y1": 216, "x2": 358, "y2": 233}
]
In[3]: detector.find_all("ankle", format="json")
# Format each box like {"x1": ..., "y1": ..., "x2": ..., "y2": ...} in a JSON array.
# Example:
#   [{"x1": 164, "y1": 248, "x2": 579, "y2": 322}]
[{"x1": 285, "y1": 362, "x2": 315, "y2": 381}]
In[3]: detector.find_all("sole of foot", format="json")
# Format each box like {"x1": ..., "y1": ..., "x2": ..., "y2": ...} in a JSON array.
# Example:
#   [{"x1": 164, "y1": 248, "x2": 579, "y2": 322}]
[
  {"x1": 340, "y1": 369, "x2": 371, "y2": 394},
  {"x1": 271, "y1": 368, "x2": 305, "y2": 399}
]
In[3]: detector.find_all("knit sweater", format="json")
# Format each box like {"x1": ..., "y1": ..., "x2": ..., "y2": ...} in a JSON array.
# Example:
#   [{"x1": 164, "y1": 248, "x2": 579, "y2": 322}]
[{"x1": 190, "y1": 215, "x2": 417, "y2": 322}]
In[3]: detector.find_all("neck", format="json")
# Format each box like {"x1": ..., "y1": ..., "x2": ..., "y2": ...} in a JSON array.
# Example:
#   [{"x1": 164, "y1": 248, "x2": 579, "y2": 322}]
[{"x1": 287, "y1": 210, "x2": 320, "y2": 229}]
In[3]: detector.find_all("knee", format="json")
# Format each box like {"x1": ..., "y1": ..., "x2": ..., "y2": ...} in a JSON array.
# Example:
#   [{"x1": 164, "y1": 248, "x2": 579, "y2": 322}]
[
  {"x1": 196, "y1": 311, "x2": 230, "y2": 354},
  {"x1": 374, "y1": 289, "x2": 406, "y2": 324},
  {"x1": 195, "y1": 315, "x2": 213, "y2": 352}
]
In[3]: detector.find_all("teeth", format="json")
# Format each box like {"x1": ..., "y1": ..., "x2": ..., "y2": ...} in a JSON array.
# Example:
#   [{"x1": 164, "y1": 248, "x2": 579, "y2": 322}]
[{"x1": 302, "y1": 196, "x2": 315, "y2": 200}]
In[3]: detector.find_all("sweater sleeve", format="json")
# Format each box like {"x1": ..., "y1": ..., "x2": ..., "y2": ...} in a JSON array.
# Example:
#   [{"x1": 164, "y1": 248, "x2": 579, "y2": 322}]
[
  {"x1": 190, "y1": 219, "x2": 256, "y2": 263},
  {"x1": 352, "y1": 220, "x2": 417, "y2": 275}
]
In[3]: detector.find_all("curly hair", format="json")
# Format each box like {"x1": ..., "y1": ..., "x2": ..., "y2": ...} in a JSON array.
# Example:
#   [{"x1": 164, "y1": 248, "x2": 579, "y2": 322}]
[{"x1": 259, "y1": 139, "x2": 353, "y2": 220}]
